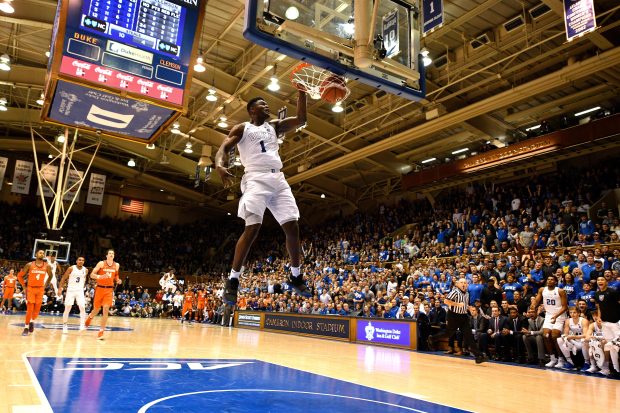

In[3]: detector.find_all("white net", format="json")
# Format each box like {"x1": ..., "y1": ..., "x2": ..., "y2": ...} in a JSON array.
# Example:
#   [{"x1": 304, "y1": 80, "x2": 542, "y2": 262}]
[{"x1": 290, "y1": 63, "x2": 350, "y2": 102}]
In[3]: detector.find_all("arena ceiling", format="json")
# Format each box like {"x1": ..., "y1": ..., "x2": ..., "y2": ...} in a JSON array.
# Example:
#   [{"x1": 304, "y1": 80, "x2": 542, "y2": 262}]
[{"x1": 0, "y1": 0, "x2": 619, "y2": 218}]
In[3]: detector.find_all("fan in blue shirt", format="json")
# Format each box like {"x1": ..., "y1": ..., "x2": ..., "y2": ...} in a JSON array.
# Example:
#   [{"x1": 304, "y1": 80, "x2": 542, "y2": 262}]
[
  {"x1": 502, "y1": 274, "x2": 523, "y2": 303},
  {"x1": 467, "y1": 274, "x2": 485, "y2": 305}
]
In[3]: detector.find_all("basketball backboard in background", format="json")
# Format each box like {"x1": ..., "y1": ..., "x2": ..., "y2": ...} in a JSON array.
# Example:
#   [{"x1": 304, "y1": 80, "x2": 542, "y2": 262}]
[
  {"x1": 33, "y1": 239, "x2": 71, "y2": 263},
  {"x1": 244, "y1": 0, "x2": 425, "y2": 101}
]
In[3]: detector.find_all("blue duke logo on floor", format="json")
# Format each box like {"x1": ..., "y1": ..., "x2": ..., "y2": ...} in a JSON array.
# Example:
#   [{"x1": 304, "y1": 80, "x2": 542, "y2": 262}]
[{"x1": 29, "y1": 357, "x2": 470, "y2": 413}]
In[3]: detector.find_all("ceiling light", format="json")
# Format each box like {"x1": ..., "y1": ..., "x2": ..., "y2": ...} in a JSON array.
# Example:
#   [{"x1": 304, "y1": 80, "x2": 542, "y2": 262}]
[
  {"x1": 193, "y1": 55, "x2": 206, "y2": 73},
  {"x1": 0, "y1": 97, "x2": 6, "y2": 111},
  {"x1": 217, "y1": 120, "x2": 228, "y2": 128},
  {"x1": 146, "y1": 143, "x2": 156, "y2": 150},
  {"x1": 220, "y1": 115, "x2": 227, "y2": 122},
  {"x1": 343, "y1": 18, "x2": 355, "y2": 35},
  {"x1": 0, "y1": 1, "x2": 14, "y2": 14},
  {"x1": 36, "y1": 93, "x2": 44, "y2": 106},
  {"x1": 171, "y1": 122, "x2": 181, "y2": 134},
  {"x1": 56, "y1": 132, "x2": 65, "y2": 143},
  {"x1": 227, "y1": 212, "x2": 231, "y2": 216},
  {"x1": 451, "y1": 148, "x2": 469, "y2": 154},
  {"x1": 574, "y1": 106, "x2": 601, "y2": 116},
  {"x1": 0, "y1": 54, "x2": 10, "y2": 71},
  {"x1": 184, "y1": 147, "x2": 193, "y2": 154},
  {"x1": 45, "y1": 50, "x2": 50, "y2": 58},
  {"x1": 526, "y1": 124, "x2": 541, "y2": 131},
  {"x1": 332, "y1": 101, "x2": 344, "y2": 113},
  {"x1": 47, "y1": 154, "x2": 53, "y2": 159},
  {"x1": 233, "y1": 156, "x2": 241, "y2": 166},
  {"x1": 277, "y1": 137, "x2": 284, "y2": 144},
  {"x1": 285, "y1": 6, "x2": 299, "y2": 20},
  {"x1": 320, "y1": 193, "x2": 326, "y2": 199},
  {"x1": 420, "y1": 48, "x2": 432, "y2": 67},
  {"x1": 421, "y1": 157, "x2": 436, "y2": 164},
  {"x1": 127, "y1": 158, "x2": 136, "y2": 167},
  {"x1": 267, "y1": 76, "x2": 280, "y2": 91},
  {"x1": 206, "y1": 88, "x2": 218, "y2": 101},
  {"x1": 160, "y1": 189, "x2": 164, "y2": 192}
]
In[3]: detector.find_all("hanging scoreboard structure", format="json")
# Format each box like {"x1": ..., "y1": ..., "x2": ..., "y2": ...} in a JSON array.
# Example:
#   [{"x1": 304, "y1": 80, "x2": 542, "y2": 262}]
[{"x1": 41, "y1": 0, "x2": 207, "y2": 143}]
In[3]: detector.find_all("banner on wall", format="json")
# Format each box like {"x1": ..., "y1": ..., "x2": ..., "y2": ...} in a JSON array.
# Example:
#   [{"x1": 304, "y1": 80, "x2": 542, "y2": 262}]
[
  {"x1": 0, "y1": 157, "x2": 7, "y2": 188},
  {"x1": 563, "y1": 0, "x2": 597, "y2": 41},
  {"x1": 422, "y1": 0, "x2": 444, "y2": 35},
  {"x1": 86, "y1": 173, "x2": 106, "y2": 205},
  {"x1": 62, "y1": 169, "x2": 84, "y2": 202},
  {"x1": 382, "y1": 10, "x2": 399, "y2": 59},
  {"x1": 11, "y1": 160, "x2": 34, "y2": 195},
  {"x1": 36, "y1": 163, "x2": 59, "y2": 198}
]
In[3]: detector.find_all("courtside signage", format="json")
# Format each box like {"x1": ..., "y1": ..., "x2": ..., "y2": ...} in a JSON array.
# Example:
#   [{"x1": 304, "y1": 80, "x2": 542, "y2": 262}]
[
  {"x1": 263, "y1": 313, "x2": 350, "y2": 339},
  {"x1": 356, "y1": 320, "x2": 411, "y2": 347},
  {"x1": 237, "y1": 313, "x2": 261, "y2": 328}
]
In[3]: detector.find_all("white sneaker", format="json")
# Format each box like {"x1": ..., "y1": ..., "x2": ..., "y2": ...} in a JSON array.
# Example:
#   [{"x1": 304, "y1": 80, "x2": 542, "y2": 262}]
[
  {"x1": 545, "y1": 358, "x2": 558, "y2": 368},
  {"x1": 79, "y1": 325, "x2": 86, "y2": 331},
  {"x1": 554, "y1": 359, "x2": 566, "y2": 369},
  {"x1": 586, "y1": 365, "x2": 599, "y2": 373},
  {"x1": 62, "y1": 325, "x2": 68, "y2": 334},
  {"x1": 599, "y1": 368, "x2": 611, "y2": 376}
]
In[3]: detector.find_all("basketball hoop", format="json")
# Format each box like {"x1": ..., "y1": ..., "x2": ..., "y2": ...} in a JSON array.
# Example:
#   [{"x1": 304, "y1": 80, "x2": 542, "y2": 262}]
[{"x1": 290, "y1": 63, "x2": 350, "y2": 103}]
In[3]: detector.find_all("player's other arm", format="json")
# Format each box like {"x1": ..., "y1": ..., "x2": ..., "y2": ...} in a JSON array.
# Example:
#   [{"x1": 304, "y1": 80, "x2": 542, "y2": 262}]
[
  {"x1": 90, "y1": 262, "x2": 103, "y2": 280},
  {"x1": 115, "y1": 263, "x2": 122, "y2": 285},
  {"x1": 58, "y1": 266, "x2": 73, "y2": 295},
  {"x1": 530, "y1": 288, "x2": 543, "y2": 311},
  {"x1": 17, "y1": 263, "x2": 30, "y2": 289},
  {"x1": 215, "y1": 124, "x2": 245, "y2": 188},
  {"x1": 273, "y1": 90, "x2": 306, "y2": 135}
]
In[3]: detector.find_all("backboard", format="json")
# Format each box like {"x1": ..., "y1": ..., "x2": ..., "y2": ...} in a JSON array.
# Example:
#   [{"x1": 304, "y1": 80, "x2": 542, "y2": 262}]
[
  {"x1": 244, "y1": 0, "x2": 425, "y2": 101},
  {"x1": 33, "y1": 239, "x2": 71, "y2": 264}
]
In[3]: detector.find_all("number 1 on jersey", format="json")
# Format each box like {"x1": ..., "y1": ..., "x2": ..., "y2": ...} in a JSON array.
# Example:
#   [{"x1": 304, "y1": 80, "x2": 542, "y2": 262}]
[{"x1": 259, "y1": 141, "x2": 266, "y2": 153}]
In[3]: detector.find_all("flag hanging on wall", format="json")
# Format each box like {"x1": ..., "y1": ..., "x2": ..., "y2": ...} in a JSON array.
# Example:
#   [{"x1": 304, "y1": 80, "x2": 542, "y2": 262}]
[{"x1": 120, "y1": 198, "x2": 144, "y2": 214}]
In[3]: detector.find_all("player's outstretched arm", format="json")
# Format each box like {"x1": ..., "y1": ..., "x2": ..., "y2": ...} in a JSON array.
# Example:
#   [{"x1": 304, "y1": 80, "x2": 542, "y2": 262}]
[
  {"x1": 274, "y1": 90, "x2": 307, "y2": 136},
  {"x1": 215, "y1": 124, "x2": 245, "y2": 188}
]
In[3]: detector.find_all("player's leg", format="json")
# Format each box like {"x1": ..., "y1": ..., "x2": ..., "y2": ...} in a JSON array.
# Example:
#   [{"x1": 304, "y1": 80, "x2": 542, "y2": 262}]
[
  {"x1": 224, "y1": 220, "x2": 262, "y2": 305},
  {"x1": 542, "y1": 328, "x2": 557, "y2": 366},
  {"x1": 62, "y1": 292, "x2": 75, "y2": 333},
  {"x1": 608, "y1": 339, "x2": 620, "y2": 373},
  {"x1": 76, "y1": 293, "x2": 86, "y2": 330},
  {"x1": 550, "y1": 329, "x2": 563, "y2": 364},
  {"x1": 98, "y1": 303, "x2": 110, "y2": 340},
  {"x1": 580, "y1": 339, "x2": 592, "y2": 371},
  {"x1": 29, "y1": 291, "x2": 43, "y2": 334}
]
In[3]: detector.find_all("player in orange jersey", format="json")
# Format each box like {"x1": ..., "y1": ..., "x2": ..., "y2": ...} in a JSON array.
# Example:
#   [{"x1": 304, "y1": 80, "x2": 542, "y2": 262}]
[
  {"x1": 17, "y1": 250, "x2": 53, "y2": 335},
  {"x1": 85, "y1": 249, "x2": 121, "y2": 340},
  {"x1": 1, "y1": 269, "x2": 17, "y2": 314},
  {"x1": 195, "y1": 288, "x2": 206, "y2": 322},
  {"x1": 181, "y1": 288, "x2": 195, "y2": 324}
]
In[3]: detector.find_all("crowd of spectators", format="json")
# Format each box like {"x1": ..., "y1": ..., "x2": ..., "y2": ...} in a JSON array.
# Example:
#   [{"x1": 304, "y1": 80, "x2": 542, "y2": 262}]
[{"x1": 1, "y1": 158, "x2": 619, "y2": 373}]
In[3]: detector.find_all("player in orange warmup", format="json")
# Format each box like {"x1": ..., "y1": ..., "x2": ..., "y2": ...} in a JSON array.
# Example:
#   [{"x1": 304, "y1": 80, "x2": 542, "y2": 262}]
[
  {"x1": 195, "y1": 288, "x2": 206, "y2": 323},
  {"x1": 181, "y1": 287, "x2": 195, "y2": 324},
  {"x1": 1, "y1": 269, "x2": 18, "y2": 314},
  {"x1": 17, "y1": 250, "x2": 53, "y2": 335},
  {"x1": 85, "y1": 249, "x2": 121, "y2": 340}
]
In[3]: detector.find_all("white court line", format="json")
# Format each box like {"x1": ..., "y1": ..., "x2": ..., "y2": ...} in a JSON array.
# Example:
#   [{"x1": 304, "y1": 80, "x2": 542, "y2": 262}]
[
  {"x1": 12, "y1": 405, "x2": 48, "y2": 413},
  {"x1": 20, "y1": 352, "x2": 53, "y2": 413},
  {"x1": 137, "y1": 389, "x2": 429, "y2": 413}
]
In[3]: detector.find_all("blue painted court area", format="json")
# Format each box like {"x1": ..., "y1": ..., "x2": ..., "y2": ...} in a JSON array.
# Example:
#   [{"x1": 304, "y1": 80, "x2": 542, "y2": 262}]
[
  {"x1": 12, "y1": 323, "x2": 132, "y2": 332},
  {"x1": 28, "y1": 358, "x2": 470, "y2": 413}
]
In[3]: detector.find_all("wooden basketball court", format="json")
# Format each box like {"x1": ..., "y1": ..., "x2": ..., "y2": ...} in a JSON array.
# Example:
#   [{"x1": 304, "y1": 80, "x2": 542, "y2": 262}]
[{"x1": 1, "y1": 314, "x2": 617, "y2": 413}]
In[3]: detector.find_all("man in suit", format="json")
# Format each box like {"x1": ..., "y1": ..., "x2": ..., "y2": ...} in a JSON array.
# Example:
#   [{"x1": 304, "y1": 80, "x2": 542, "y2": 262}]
[
  {"x1": 504, "y1": 306, "x2": 527, "y2": 362},
  {"x1": 414, "y1": 304, "x2": 432, "y2": 351},
  {"x1": 469, "y1": 306, "x2": 490, "y2": 355},
  {"x1": 487, "y1": 306, "x2": 509, "y2": 360},
  {"x1": 429, "y1": 300, "x2": 447, "y2": 326},
  {"x1": 521, "y1": 307, "x2": 546, "y2": 366}
]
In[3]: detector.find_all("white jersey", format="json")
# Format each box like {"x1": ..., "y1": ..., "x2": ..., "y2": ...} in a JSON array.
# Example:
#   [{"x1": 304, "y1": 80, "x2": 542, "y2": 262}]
[
  {"x1": 542, "y1": 287, "x2": 564, "y2": 315},
  {"x1": 568, "y1": 317, "x2": 585, "y2": 335},
  {"x1": 49, "y1": 261, "x2": 58, "y2": 277},
  {"x1": 237, "y1": 122, "x2": 282, "y2": 172},
  {"x1": 67, "y1": 265, "x2": 87, "y2": 292}
]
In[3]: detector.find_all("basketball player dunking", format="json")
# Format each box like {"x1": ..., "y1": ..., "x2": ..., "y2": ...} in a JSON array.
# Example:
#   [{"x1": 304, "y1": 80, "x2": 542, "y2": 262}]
[
  {"x1": 85, "y1": 249, "x2": 121, "y2": 340},
  {"x1": 215, "y1": 89, "x2": 311, "y2": 306},
  {"x1": 531, "y1": 275, "x2": 568, "y2": 368},
  {"x1": 17, "y1": 250, "x2": 53, "y2": 336},
  {"x1": 58, "y1": 256, "x2": 88, "y2": 333},
  {"x1": 1, "y1": 269, "x2": 17, "y2": 313}
]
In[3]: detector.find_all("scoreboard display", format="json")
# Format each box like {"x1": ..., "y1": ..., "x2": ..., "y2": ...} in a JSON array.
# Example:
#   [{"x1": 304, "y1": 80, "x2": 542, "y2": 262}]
[{"x1": 41, "y1": 0, "x2": 206, "y2": 142}]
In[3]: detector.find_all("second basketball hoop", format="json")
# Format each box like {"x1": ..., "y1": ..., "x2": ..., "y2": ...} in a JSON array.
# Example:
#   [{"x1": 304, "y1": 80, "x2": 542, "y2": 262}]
[{"x1": 290, "y1": 63, "x2": 350, "y2": 104}]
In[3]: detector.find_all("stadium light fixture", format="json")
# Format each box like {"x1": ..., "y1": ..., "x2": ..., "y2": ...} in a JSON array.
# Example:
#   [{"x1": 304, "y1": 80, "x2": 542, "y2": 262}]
[{"x1": 574, "y1": 106, "x2": 601, "y2": 117}]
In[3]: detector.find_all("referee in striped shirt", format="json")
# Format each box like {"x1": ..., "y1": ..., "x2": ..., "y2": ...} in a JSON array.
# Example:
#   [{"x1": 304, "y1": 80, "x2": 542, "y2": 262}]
[{"x1": 444, "y1": 278, "x2": 488, "y2": 364}]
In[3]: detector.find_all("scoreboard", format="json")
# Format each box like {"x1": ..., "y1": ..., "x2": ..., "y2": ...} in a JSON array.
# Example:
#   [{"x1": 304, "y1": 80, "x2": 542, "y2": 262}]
[{"x1": 41, "y1": 0, "x2": 206, "y2": 142}]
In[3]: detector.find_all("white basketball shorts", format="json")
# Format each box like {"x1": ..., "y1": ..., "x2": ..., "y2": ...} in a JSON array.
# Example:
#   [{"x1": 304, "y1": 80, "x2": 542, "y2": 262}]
[
  {"x1": 65, "y1": 290, "x2": 86, "y2": 307},
  {"x1": 238, "y1": 171, "x2": 299, "y2": 226},
  {"x1": 543, "y1": 313, "x2": 566, "y2": 331},
  {"x1": 602, "y1": 321, "x2": 620, "y2": 341}
]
